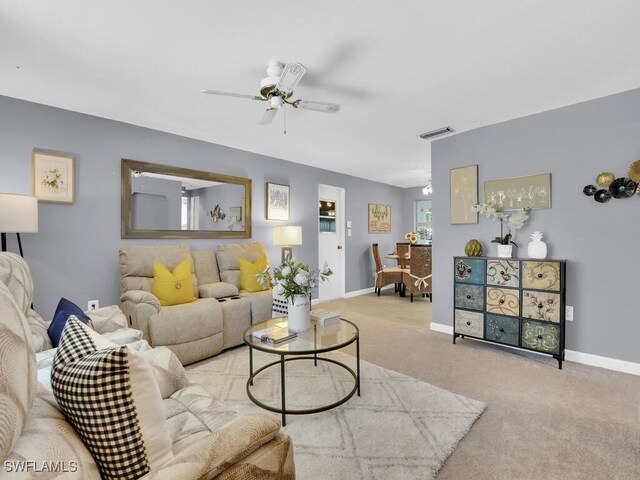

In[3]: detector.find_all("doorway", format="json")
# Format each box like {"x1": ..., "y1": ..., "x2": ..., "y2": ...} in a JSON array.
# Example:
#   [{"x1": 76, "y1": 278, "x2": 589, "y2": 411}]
[{"x1": 318, "y1": 184, "x2": 345, "y2": 302}]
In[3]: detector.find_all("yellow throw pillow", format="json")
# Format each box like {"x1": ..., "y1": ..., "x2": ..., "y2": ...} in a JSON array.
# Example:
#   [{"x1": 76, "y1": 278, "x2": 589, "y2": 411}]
[
  {"x1": 239, "y1": 256, "x2": 269, "y2": 293},
  {"x1": 153, "y1": 258, "x2": 197, "y2": 306}
]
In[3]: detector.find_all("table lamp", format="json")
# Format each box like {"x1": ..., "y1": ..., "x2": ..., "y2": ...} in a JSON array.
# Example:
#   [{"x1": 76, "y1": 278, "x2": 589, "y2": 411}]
[
  {"x1": 272, "y1": 225, "x2": 302, "y2": 263},
  {"x1": 0, "y1": 193, "x2": 39, "y2": 257}
]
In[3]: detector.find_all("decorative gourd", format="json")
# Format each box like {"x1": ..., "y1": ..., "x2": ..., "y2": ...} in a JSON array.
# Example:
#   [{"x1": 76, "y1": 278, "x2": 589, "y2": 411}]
[
  {"x1": 527, "y1": 231, "x2": 547, "y2": 259},
  {"x1": 464, "y1": 239, "x2": 483, "y2": 257}
]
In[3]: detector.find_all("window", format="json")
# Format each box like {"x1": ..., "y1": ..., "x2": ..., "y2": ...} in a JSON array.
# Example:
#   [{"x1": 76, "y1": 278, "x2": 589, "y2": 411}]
[
  {"x1": 319, "y1": 200, "x2": 336, "y2": 233},
  {"x1": 415, "y1": 199, "x2": 432, "y2": 242}
]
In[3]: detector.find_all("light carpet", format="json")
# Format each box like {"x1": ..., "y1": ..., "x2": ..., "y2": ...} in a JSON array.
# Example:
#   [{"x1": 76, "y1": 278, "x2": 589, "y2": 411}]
[{"x1": 187, "y1": 346, "x2": 486, "y2": 480}]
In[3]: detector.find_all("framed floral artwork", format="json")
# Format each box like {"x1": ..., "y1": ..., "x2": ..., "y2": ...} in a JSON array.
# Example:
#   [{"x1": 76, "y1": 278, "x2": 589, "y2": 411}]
[
  {"x1": 368, "y1": 203, "x2": 391, "y2": 233},
  {"x1": 266, "y1": 182, "x2": 289, "y2": 220},
  {"x1": 450, "y1": 164, "x2": 478, "y2": 224},
  {"x1": 484, "y1": 173, "x2": 551, "y2": 210},
  {"x1": 32, "y1": 151, "x2": 75, "y2": 204}
]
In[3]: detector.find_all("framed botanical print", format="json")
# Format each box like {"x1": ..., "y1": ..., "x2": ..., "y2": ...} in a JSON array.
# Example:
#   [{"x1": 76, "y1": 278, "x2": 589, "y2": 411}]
[
  {"x1": 266, "y1": 182, "x2": 290, "y2": 221},
  {"x1": 450, "y1": 164, "x2": 478, "y2": 224},
  {"x1": 368, "y1": 203, "x2": 391, "y2": 233},
  {"x1": 484, "y1": 173, "x2": 551, "y2": 210},
  {"x1": 32, "y1": 151, "x2": 75, "y2": 204}
]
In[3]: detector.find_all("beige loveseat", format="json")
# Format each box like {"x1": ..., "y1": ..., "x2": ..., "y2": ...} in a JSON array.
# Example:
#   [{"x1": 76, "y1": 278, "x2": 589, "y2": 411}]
[
  {"x1": 119, "y1": 243, "x2": 273, "y2": 365},
  {"x1": 0, "y1": 252, "x2": 295, "y2": 479}
]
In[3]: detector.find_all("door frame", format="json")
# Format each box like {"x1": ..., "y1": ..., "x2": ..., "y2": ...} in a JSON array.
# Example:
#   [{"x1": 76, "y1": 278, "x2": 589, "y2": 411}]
[{"x1": 318, "y1": 184, "x2": 346, "y2": 302}]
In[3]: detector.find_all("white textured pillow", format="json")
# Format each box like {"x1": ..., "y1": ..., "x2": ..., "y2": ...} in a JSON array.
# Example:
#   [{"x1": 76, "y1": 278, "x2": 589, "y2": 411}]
[
  {"x1": 85, "y1": 305, "x2": 128, "y2": 333},
  {"x1": 101, "y1": 327, "x2": 144, "y2": 345},
  {"x1": 51, "y1": 316, "x2": 172, "y2": 479}
]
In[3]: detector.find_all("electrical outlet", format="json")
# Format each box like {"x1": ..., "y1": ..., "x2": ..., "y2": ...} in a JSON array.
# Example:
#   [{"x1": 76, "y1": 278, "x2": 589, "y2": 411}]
[
  {"x1": 88, "y1": 300, "x2": 99, "y2": 311},
  {"x1": 565, "y1": 306, "x2": 574, "y2": 321}
]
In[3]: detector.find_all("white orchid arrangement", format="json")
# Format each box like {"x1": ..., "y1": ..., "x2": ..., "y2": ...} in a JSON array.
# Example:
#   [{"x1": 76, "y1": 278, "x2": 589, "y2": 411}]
[
  {"x1": 257, "y1": 259, "x2": 332, "y2": 302},
  {"x1": 471, "y1": 202, "x2": 532, "y2": 246}
]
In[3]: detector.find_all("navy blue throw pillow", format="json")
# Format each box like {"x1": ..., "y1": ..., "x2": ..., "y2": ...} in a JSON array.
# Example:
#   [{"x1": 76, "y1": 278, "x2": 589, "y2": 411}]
[{"x1": 47, "y1": 297, "x2": 92, "y2": 347}]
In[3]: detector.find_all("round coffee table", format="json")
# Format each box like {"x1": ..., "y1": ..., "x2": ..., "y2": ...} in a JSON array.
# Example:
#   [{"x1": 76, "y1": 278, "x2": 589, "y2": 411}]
[{"x1": 243, "y1": 317, "x2": 360, "y2": 426}]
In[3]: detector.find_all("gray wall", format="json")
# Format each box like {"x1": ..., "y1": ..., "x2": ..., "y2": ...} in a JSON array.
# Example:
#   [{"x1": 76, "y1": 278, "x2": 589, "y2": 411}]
[
  {"x1": 0, "y1": 95, "x2": 409, "y2": 320},
  {"x1": 131, "y1": 176, "x2": 182, "y2": 229},
  {"x1": 432, "y1": 87, "x2": 640, "y2": 364}
]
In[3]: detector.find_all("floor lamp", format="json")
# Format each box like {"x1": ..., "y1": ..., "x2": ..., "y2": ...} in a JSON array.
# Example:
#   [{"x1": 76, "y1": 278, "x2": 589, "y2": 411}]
[
  {"x1": 272, "y1": 225, "x2": 302, "y2": 264},
  {"x1": 0, "y1": 193, "x2": 39, "y2": 257}
]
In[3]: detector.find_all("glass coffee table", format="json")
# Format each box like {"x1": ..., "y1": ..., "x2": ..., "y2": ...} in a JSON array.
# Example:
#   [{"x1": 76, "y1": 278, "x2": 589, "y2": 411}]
[{"x1": 243, "y1": 317, "x2": 360, "y2": 426}]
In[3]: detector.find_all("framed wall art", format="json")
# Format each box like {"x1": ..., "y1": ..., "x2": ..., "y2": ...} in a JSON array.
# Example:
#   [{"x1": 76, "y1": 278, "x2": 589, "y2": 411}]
[
  {"x1": 368, "y1": 203, "x2": 391, "y2": 233},
  {"x1": 32, "y1": 151, "x2": 75, "y2": 204},
  {"x1": 266, "y1": 182, "x2": 290, "y2": 221},
  {"x1": 450, "y1": 164, "x2": 478, "y2": 224},
  {"x1": 228, "y1": 206, "x2": 243, "y2": 223},
  {"x1": 484, "y1": 173, "x2": 551, "y2": 210}
]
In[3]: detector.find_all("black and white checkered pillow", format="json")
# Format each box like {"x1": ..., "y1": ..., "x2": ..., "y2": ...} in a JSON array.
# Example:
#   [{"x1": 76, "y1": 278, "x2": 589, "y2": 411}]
[{"x1": 51, "y1": 316, "x2": 172, "y2": 480}]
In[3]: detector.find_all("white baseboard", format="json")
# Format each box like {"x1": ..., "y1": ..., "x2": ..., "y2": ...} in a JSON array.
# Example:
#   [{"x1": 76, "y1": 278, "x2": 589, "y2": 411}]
[
  {"x1": 430, "y1": 323, "x2": 639, "y2": 376},
  {"x1": 344, "y1": 285, "x2": 393, "y2": 298},
  {"x1": 564, "y1": 349, "x2": 640, "y2": 376},
  {"x1": 430, "y1": 322, "x2": 453, "y2": 335}
]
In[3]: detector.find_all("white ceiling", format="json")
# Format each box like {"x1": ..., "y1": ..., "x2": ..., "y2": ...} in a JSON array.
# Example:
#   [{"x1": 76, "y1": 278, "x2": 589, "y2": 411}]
[{"x1": 2, "y1": 1, "x2": 640, "y2": 188}]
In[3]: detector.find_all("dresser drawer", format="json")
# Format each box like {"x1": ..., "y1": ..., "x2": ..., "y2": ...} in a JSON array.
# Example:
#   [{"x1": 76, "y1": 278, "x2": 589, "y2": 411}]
[
  {"x1": 454, "y1": 310, "x2": 484, "y2": 338},
  {"x1": 485, "y1": 314, "x2": 519, "y2": 346},
  {"x1": 486, "y1": 287, "x2": 520, "y2": 317},
  {"x1": 454, "y1": 284, "x2": 484, "y2": 311},
  {"x1": 486, "y1": 259, "x2": 520, "y2": 288},
  {"x1": 522, "y1": 290, "x2": 561, "y2": 323},
  {"x1": 521, "y1": 320, "x2": 560, "y2": 354},
  {"x1": 454, "y1": 258, "x2": 485, "y2": 284},
  {"x1": 522, "y1": 261, "x2": 561, "y2": 291}
]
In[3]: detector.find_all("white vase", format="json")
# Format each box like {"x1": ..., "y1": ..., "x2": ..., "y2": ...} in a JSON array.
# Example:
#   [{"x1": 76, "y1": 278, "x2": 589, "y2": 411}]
[
  {"x1": 496, "y1": 245, "x2": 513, "y2": 258},
  {"x1": 288, "y1": 294, "x2": 311, "y2": 332}
]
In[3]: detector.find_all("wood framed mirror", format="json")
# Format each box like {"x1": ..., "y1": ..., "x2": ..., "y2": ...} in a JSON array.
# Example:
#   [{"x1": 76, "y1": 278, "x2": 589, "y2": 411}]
[{"x1": 121, "y1": 159, "x2": 252, "y2": 239}]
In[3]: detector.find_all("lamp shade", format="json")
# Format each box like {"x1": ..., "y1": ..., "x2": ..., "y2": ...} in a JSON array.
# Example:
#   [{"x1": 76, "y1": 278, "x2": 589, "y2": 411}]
[
  {"x1": 272, "y1": 225, "x2": 302, "y2": 246},
  {"x1": 0, "y1": 194, "x2": 39, "y2": 233}
]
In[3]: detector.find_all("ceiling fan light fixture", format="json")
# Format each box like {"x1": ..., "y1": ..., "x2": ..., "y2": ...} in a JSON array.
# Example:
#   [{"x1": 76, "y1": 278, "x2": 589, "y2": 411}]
[
  {"x1": 419, "y1": 126, "x2": 455, "y2": 140},
  {"x1": 270, "y1": 96, "x2": 284, "y2": 109}
]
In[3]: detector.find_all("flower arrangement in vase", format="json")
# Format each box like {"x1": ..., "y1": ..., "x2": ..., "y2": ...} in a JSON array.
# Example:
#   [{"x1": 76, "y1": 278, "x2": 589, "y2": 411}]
[
  {"x1": 404, "y1": 232, "x2": 418, "y2": 244},
  {"x1": 471, "y1": 202, "x2": 532, "y2": 258},
  {"x1": 257, "y1": 259, "x2": 332, "y2": 331}
]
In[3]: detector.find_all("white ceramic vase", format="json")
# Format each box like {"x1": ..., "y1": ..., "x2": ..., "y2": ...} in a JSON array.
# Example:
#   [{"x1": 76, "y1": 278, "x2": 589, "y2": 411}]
[
  {"x1": 288, "y1": 294, "x2": 311, "y2": 332},
  {"x1": 496, "y1": 245, "x2": 513, "y2": 258}
]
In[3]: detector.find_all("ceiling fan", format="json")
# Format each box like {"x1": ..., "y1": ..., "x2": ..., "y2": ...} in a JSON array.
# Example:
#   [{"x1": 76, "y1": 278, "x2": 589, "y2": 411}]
[{"x1": 201, "y1": 60, "x2": 341, "y2": 125}]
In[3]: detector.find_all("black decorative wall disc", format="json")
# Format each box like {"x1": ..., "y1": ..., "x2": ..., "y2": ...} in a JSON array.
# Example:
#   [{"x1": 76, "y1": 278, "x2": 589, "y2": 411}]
[
  {"x1": 609, "y1": 177, "x2": 637, "y2": 198},
  {"x1": 594, "y1": 189, "x2": 611, "y2": 203}
]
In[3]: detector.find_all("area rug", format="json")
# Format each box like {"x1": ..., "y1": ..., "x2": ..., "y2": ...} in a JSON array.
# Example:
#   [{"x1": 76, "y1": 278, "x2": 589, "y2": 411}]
[{"x1": 187, "y1": 347, "x2": 485, "y2": 480}]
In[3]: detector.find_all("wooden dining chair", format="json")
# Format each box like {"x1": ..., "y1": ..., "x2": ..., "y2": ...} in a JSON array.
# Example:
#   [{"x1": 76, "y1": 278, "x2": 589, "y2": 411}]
[
  {"x1": 372, "y1": 243, "x2": 407, "y2": 296},
  {"x1": 395, "y1": 243, "x2": 411, "y2": 269},
  {"x1": 402, "y1": 244, "x2": 432, "y2": 302}
]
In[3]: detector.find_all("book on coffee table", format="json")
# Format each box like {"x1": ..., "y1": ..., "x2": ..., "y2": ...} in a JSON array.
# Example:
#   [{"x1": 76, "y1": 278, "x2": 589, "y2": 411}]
[
  {"x1": 252, "y1": 326, "x2": 297, "y2": 344},
  {"x1": 311, "y1": 309, "x2": 340, "y2": 326}
]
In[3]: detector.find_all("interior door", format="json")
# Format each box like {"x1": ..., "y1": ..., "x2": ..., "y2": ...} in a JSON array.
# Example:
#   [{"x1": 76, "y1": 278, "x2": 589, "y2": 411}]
[{"x1": 318, "y1": 184, "x2": 345, "y2": 302}]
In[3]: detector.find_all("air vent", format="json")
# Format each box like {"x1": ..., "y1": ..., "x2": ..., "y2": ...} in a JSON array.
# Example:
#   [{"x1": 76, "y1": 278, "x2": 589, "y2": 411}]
[{"x1": 418, "y1": 126, "x2": 455, "y2": 140}]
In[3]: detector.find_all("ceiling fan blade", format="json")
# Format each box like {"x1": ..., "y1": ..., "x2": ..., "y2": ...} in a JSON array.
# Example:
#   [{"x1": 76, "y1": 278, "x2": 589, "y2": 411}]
[
  {"x1": 297, "y1": 100, "x2": 341, "y2": 113},
  {"x1": 259, "y1": 108, "x2": 279, "y2": 125},
  {"x1": 276, "y1": 62, "x2": 307, "y2": 92},
  {"x1": 201, "y1": 90, "x2": 261, "y2": 100}
]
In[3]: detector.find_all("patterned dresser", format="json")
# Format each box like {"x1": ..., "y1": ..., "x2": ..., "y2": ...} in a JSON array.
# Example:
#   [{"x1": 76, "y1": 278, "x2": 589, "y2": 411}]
[{"x1": 453, "y1": 256, "x2": 566, "y2": 369}]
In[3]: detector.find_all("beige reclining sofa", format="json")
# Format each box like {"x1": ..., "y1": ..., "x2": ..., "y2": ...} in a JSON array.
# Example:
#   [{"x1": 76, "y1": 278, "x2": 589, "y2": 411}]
[
  {"x1": 120, "y1": 242, "x2": 272, "y2": 365},
  {"x1": 0, "y1": 251, "x2": 295, "y2": 479}
]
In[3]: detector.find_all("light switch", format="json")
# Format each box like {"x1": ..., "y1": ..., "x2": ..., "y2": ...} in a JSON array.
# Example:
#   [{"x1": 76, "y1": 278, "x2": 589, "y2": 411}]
[
  {"x1": 347, "y1": 228, "x2": 352, "y2": 237},
  {"x1": 346, "y1": 220, "x2": 352, "y2": 228}
]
